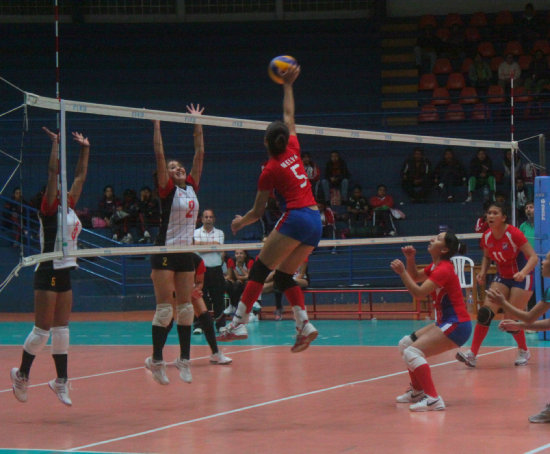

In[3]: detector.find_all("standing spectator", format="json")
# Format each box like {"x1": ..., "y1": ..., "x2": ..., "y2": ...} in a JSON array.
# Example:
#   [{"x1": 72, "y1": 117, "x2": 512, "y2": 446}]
[
  {"x1": 302, "y1": 152, "x2": 321, "y2": 198},
  {"x1": 194, "y1": 209, "x2": 227, "y2": 331},
  {"x1": 433, "y1": 148, "x2": 466, "y2": 202},
  {"x1": 522, "y1": 161, "x2": 539, "y2": 200},
  {"x1": 136, "y1": 185, "x2": 160, "y2": 243},
  {"x1": 498, "y1": 54, "x2": 522, "y2": 93},
  {"x1": 515, "y1": 178, "x2": 529, "y2": 224},
  {"x1": 468, "y1": 52, "x2": 492, "y2": 95},
  {"x1": 414, "y1": 27, "x2": 440, "y2": 72},
  {"x1": 466, "y1": 148, "x2": 496, "y2": 202},
  {"x1": 501, "y1": 149, "x2": 522, "y2": 199},
  {"x1": 517, "y1": 3, "x2": 544, "y2": 51},
  {"x1": 401, "y1": 147, "x2": 432, "y2": 202},
  {"x1": 321, "y1": 150, "x2": 350, "y2": 205},
  {"x1": 369, "y1": 184, "x2": 397, "y2": 236},
  {"x1": 524, "y1": 50, "x2": 550, "y2": 96},
  {"x1": 346, "y1": 184, "x2": 369, "y2": 237}
]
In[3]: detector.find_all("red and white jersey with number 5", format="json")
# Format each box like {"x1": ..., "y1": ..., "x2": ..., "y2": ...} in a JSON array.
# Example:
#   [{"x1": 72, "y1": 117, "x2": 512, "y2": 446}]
[
  {"x1": 258, "y1": 135, "x2": 316, "y2": 211},
  {"x1": 481, "y1": 224, "x2": 528, "y2": 279},
  {"x1": 156, "y1": 175, "x2": 199, "y2": 247}
]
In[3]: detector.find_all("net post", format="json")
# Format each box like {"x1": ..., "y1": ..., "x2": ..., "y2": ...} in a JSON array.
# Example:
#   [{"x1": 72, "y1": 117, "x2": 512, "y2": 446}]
[
  {"x1": 59, "y1": 99, "x2": 69, "y2": 257},
  {"x1": 540, "y1": 134, "x2": 546, "y2": 173}
]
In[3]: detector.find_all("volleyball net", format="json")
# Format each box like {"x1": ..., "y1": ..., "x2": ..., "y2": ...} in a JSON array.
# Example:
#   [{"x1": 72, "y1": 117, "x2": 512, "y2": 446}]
[{"x1": 0, "y1": 79, "x2": 545, "y2": 293}]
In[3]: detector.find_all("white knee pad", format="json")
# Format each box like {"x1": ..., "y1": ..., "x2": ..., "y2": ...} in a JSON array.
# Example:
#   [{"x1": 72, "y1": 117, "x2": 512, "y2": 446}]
[
  {"x1": 23, "y1": 326, "x2": 50, "y2": 356},
  {"x1": 403, "y1": 346, "x2": 427, "y2": 371},
  {"x1": 176, "y1": 302, "x2": 194, "y2": 326},
  {"x1": 398, "y1": 335, "x2": 414, "y2": 355},
  {"x1": 51, "y1": 326, "x2": 70, "y2": 355},
  {"x1": 152, "y1": 303, "x2": 173, "y2": 327}
]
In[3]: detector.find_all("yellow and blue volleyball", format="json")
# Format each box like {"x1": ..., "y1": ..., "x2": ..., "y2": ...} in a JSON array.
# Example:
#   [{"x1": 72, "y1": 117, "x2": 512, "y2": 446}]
[{"x1": 268, "y1": 55, "x2": 297, "y2": 84}]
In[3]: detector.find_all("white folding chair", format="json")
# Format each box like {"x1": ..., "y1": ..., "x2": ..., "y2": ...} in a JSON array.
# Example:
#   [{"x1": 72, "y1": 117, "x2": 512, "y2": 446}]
[{"x1": 450, "y1": 255, "x2": 475, "y2": 312}]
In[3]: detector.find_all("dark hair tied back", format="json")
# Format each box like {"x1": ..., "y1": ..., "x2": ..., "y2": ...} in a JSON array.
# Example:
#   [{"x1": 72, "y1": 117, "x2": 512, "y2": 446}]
[{"x1": 265, "y1": 120, "x2": 289, "y2": 155}]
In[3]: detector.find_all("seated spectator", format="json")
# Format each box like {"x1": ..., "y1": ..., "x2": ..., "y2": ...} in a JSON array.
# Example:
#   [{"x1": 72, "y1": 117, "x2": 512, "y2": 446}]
[
  {"x1": 136, "y1": 186, "x2": 160, "y2": 243},
  {"x1": 302, "y1": 152, "x2": 321, "y2": 198},
  {"x1": 346, "y1": 184, "x2": 370, "y2": 237},
  {"x1": 369, "y1": 184, "x2": 397, "y2": 236},
  {"x1": 111, "y1": 188, "x2": 138, "y2": 243},
  {"x1": 401, "y1": 147, "x2": 432, "y2": 202},
  {"x1": 498, "y1": 54, "x2": 522, "y2": 93},
  {"x1": 321, "y1": 150, "x2": 350, "y2": 205},
  {"x1": 468, "y1": 52, "x2": 493, "y2": 95},
  {"x1": 225, "y1": 249, "x2": 254, "y2": 313},
  {"x1": 466, "y1": 148, "x2": 496, "y2": 202},
  {"x1": 317, "y1": 199, "x2": 336, "y2": 239},
  {"x1": 96, "y1": 185, "x2": 120, "y2": 234},
  {"x1": 260, "y1": 196, "x2": 281, "y2": 241},
  {"x1": 524, "y1": 50, "x2": 550, "y2": 96},
  {"x1": 3, "y1": 187, "x2": 28, "y2": 245},
  {"x1": 414, "y1": 27, "x2": 441, "y2": 72},
  {"x1": 433, "y1": 148, "x2": 466, "y2": 202}
]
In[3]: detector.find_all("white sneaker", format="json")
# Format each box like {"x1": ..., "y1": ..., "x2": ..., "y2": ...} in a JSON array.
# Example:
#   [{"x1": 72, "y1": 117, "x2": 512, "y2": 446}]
[
  {"x1": 396, "y1": 387, "x2": 425, "y2": 403},
  {"x1": 409, "y1": 395, "x2": 445, "y2": 412},
  {"x1": 465, "y1": 195, "x2": 472, "y2": 202},
  {"x1": 515, "y1": 349, "x2": 531, "y2": 366},
  {"x1": 48, "y1": 378, "x2": 72, "y2": 406},
  {"x1": 291, "y1": 321, "x2": 318, "y2": 353},
  {"x1": 210, "y1": 351, "x2": 232, "y2": 365},
  {"x1": 456, "y1": 350, "x2": 477, "y2": 367},
  {"x1": 248, "y1": 313, "x2": 258, "y2": 322},
  {"x1": 143, "y1": 230, "x2": 151, "y2": 239},
  {"x1": 217, "y1": 322, "x2": 248, "y2": 342},
  {"x1": 193, "y1": 327, "x2": 203, "y2": 335},
  {"x1": 10, "y1": 368, "x2": 28, "y2": 403},
  {"x1": 223, "y1": 305, "x2": 235, "y2": 316},
  {"x1": 174, "y1": 358, "x2": 192, "y2": 383},
  {"x1": 121, "y1": 233, "x2": 133, "y2": 244},
  {"x1": 145, "y1": 356, "x2": 170, "y2": 385}
]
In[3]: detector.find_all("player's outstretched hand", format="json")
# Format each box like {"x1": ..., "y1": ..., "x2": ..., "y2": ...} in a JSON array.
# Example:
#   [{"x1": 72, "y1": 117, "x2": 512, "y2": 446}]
[
  {"x1": 42, "y1": 126, "x2": 59, "y2": 144},
  {"x1": 282, "y1": 65, "x2": 300, "y2": 85},
  {"x1": 187, "y1": 103, "x2": 205, "y2": 115},
  {"x1": 72, "y1": 131, "x2": 90, "y2": 147},
  {"x1": 401, "y1": 245, "x2": 416, "y2": 259},
  {"x1": 390, "y1": 259, "x2": 405, "y2": 275}
]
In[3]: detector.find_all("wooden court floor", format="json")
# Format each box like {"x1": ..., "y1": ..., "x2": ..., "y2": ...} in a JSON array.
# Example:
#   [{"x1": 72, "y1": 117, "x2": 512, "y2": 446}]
[{"x1": 1, "y1": 317, "x2": 550, "y2": 454}]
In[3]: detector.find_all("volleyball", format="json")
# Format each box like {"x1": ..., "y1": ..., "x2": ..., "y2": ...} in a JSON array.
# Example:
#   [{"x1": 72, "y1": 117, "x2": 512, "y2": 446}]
[{"x1": 268, "y1": 55, "x2": 297, "y2": 84}]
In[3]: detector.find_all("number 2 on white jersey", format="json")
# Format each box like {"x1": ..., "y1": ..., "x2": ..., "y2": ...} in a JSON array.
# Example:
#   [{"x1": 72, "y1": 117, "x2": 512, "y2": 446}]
[{"x1": 290, "y1": 163, "x2": 308, "y2": 188}]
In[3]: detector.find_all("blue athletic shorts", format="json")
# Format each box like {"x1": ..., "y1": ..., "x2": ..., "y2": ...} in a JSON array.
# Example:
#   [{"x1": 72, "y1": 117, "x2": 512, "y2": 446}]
[
  {"x1": 275, "y1": 207, "x2": 322, "y2": 247},
  {"x1": 493, "y1": 273, "x2": 534, "y2": 292},
  {"x1": 437, "y1": 320, "x2": 472, "y2": 347}
]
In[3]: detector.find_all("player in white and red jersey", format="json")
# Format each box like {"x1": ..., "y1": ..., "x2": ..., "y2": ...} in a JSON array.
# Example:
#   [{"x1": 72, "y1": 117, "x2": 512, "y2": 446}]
[
  {"x1": 218, "y1": 64, "x2": 322, "y2": 352},
  {"x1": 456, "y1": 201, "x2": 538, "y2": 368},
  {"x1": 145, "y1": 104, "x2": 205, "y2": 385},
  {"x1": 11, "y1": 126, "x2": 90, "y2": 406},
  {"x1": 391, "y1": 231, "x2": 471, "y2": 412}
]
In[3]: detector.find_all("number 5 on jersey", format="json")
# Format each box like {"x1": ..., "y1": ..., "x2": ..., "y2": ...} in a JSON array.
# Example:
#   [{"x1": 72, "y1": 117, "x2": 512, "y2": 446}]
[{"x1": 290, "y1": 163, "x2": 307, "y2": 188}]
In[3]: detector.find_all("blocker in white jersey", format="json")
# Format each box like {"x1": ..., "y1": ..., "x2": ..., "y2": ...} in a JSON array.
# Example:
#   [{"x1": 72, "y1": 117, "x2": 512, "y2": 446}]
[
  {"x1": 147, "y1": 105, "x2": 206, "y2": 385},
  {"x1": 11, "y1": 126, "x2": 90, "y2": 406}
]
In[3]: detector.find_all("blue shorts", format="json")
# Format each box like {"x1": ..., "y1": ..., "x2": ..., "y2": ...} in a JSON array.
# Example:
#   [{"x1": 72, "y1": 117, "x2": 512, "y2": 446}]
[
  {"x1": 437, "y1": 320, "x2": 472, "y2": 347},
  {"x1": 275, "y1": 207, "x2": 322, "y2": 247},
  {"x1": 493, "y1": 273, "x2": 534, "y2": 292}
]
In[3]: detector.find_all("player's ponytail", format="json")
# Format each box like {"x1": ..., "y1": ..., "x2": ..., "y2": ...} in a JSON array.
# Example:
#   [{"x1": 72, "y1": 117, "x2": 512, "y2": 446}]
[
  {"x1": 265, "y1": 120, "x2": 289, "y2": 155},
  {"x1": 442, "y1": 231, "x2": 460, "y2": 260}
]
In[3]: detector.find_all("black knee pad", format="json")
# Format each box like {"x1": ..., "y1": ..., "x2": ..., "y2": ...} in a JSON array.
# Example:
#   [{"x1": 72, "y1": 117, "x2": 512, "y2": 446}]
[
  {"x1": 248, "y1": 258, "x2": 272, "y2": 283},
  {"x1": 477, "y1": 306, "x2": 495, "y2": 326},
  {"x1": 274, "y1": 270, "x2": 297, "y2": 293}
]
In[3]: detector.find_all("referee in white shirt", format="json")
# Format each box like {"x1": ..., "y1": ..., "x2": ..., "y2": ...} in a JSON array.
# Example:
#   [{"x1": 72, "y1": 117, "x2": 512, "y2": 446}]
[{"x1": 194, "y1": 209, "x2": 226, "y2": 331}]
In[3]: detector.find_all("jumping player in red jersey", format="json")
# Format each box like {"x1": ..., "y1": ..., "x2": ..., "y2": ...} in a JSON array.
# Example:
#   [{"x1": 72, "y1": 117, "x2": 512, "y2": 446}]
[
  {"x1": 217, "y1": 64, "x2": 322, "y2": 352},
  {"x1": 391, "y1": 232, "x2": 471, "y2": 411},
  {"x1": 456, "y1": 201, "x2": 538, "y2": 367}
]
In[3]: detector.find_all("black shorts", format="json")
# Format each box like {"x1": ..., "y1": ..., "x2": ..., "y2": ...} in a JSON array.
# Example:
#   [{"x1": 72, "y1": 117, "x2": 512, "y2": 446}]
[
  {"x1": 150, "y1": 252, "x2": 195, "y2": 272},
  {"x1": 33, "y1": 267, "x2": 72, "y2": 292}
]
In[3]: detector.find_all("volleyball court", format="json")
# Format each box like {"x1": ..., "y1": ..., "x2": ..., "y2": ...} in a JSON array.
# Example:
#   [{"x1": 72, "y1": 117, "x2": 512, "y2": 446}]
[{"x1": 0, "y1": 80, "x2": 550, "y2": 454}]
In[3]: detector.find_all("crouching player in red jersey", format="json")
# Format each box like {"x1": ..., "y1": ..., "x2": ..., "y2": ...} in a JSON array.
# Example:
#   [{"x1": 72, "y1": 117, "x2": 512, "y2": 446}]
[
  {"x1": 217, "y1": 64, "x2": 322, "y2": 352},
  {"x1": 391, "y1": 232, "x2": 472, "y2": 411}
]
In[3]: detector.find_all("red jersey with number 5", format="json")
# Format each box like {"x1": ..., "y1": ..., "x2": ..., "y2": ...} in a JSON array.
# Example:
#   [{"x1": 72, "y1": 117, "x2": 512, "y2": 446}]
[
  {"x1": 481, "y1": 225, "x2": 528, "y2": 279},
  {"x1": 258, "y1": 135, "x2": 316, "y2": 211},
  {"x1": 156, "y1": 175, "x2": 199, "y2": 247}
]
